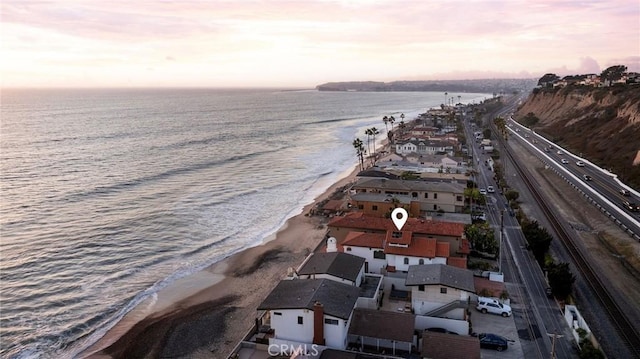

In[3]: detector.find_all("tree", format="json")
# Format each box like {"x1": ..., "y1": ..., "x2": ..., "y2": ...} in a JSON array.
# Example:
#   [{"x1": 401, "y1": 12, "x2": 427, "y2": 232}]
[
  {"x1": 522, "y1": 221, "x2": 553, "y2": 265},
  {"x1": 382, "y1": 116, "x2": 389, "y2": 133},
  {"x1": 483, "y1": 128, "x2": 491, "y2": 139},
  {"x1": 504, "y1": 190, "x2": 519, "y2": 202},
  {"x1": 547, "y1": 262, "x2": 575, "y2": 300},
  {"x1": 537, "y1": 73, "x2": 560, "y2": 87},
  {"x1": 352, "y1": 138, "x2": 365, "y2": 171},
  {"x1": 364, "y1": 128, "x2": 373, "y2": 160},
  {"x1": 370, "y1": 127, "x2": 380, "y2": 161},
  {"x1": 600, "y1": 65, "x2": 627, "y2": 86},
  {"x1": 465, "y1": 223, "x2": 497, "y2": 254}
]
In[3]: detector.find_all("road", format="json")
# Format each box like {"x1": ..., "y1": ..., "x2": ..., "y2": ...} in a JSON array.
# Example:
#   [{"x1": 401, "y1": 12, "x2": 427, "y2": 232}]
[{"x1": 463, "y1": 97, "x2": 577, "y2": 359}]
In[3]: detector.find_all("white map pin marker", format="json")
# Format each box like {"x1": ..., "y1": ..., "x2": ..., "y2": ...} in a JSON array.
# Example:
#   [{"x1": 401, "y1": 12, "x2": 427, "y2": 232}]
[{"x1": 391, "y1": 208, "x2": 408, "y2": 231}]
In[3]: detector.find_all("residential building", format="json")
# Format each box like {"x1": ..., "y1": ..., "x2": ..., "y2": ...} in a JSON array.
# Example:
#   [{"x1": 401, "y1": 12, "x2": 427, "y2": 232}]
[
  {"x1": 348, "y1": 308, "x2": 415, "y2": 355},
  {"x1": 297, "y1": 252, "x2": 366, "y2": 286},
  {"x1": 350, "y1": 177, "x2": 466, "y2": 214},
  {"x1": 257, "y1": 278, "x2": 360, "y2": 350},
  {"x1": 395, "y1": 139, "x2": 454, "y2": 156},
  {"x1": 405, "y1": 264, "x2": 475, "y2": 318},
  {"x1": 422, "y1": 331, "x2": 481, "y2": 359},
  {"x1": 328, "y1": 212, "x2": 469, "y2": 260}
]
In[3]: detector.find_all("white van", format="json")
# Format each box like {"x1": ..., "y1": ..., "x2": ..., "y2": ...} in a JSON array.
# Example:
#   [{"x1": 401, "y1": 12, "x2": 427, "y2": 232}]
[{"x1": 476, "y1": 297, "x2": 512, "y2": 317}]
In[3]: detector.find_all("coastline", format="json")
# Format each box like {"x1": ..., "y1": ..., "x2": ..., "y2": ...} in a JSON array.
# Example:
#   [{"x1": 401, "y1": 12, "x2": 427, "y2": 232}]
[{"x1": 82, "y1": 165, "x2": 360, "y2": 358}]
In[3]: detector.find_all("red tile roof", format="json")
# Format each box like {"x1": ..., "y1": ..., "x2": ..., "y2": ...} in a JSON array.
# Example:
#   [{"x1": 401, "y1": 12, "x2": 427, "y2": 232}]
[
  {"x1": 386, "y1": 230, "x2": 412, "y2": 245},
  {"x1": 328, "y1": 212, "x2": 464, "y2": 237},
  {"x1": 447, "y1": 256, "x2": 468, "y2": 269},
  {"x1": 342, "y1": 231, "x2": 384, "y2": 249},
  {"x1": 436, "y1": 242, "x2": 450, "y2": 257},
  {"x1": 385, "y1": 237, "x2": 438, "y2": 258}
]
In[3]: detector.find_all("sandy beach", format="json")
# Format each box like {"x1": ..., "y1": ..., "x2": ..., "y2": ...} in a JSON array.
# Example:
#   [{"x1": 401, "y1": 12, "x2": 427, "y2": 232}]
[{"x1": 82, "y1": 165, "x2": 360, "y2": 359}]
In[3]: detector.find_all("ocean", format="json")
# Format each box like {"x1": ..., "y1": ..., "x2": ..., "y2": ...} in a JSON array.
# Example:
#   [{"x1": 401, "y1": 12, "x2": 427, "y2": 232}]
[{"x1": 0, "y1": 88, "x2": 489, "y2": 358}]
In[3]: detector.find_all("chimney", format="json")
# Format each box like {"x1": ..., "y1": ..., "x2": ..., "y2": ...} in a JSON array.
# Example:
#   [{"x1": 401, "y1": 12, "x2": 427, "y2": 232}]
[{"x1": 313, "y1": 301, "x2": 325, "y2": 345}]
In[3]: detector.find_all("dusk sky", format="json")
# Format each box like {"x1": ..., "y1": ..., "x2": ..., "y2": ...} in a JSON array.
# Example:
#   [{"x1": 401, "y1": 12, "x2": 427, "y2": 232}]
[{"x1": 2, "y1": 0, "x2": 639, "y2": 88}]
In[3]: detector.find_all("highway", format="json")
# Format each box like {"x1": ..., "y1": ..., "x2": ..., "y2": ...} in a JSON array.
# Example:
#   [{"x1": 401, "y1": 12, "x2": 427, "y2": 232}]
[{"x1": 505, "y1": 119, "x2": 640, "y2": 241}]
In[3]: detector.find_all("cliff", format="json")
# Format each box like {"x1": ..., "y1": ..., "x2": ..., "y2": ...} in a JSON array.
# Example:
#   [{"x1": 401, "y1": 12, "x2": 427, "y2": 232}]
[{"x1": 514, "y1": 84, "x2": 640, "y2": 189}]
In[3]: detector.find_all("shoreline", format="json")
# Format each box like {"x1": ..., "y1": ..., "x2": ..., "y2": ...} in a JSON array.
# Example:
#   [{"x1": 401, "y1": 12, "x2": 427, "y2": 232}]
[{"x1": 82, "y1": 164, "x2": 360, "y2": 358}]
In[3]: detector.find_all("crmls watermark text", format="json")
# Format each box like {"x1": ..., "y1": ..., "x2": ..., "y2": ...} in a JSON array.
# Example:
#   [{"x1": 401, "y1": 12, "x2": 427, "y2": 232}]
[{"x1": 267, "y1": 344, "x2": 320, "y2": 356}]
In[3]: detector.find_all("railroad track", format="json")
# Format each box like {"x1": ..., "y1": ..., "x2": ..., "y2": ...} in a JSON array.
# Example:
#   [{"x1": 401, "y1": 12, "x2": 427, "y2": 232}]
[{"x1": 501, "y1": 138, "x2": 640, "y2": 358}]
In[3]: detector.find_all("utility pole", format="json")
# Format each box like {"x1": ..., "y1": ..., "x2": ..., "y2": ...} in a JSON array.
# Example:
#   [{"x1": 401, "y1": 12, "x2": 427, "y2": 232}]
[{"x1": 499, "y1": 209, "x2": 504, "y2": 274}]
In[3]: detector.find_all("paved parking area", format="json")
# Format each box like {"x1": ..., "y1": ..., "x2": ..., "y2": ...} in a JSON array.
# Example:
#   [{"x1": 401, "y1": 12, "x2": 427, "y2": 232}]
[{"x1": 471, "y1": 303, "x2": 524, "y2": 359}]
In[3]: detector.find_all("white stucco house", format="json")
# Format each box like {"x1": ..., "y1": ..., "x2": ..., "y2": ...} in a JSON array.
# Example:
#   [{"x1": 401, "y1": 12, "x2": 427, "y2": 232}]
[
  {"x1": 405, "y1": 264, "x2": 475, "y2": 319},
  {"x1": 257, "y1": 278, "x2": 360, "y2": 350},
  {"x1": 297, "y1": 252, "x2": 365, "y2": 287}
]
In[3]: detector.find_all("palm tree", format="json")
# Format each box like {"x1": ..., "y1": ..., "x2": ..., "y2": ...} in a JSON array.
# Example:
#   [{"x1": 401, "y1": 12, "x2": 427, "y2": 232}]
[
  {"x1": 388, "y1": 115, "x2": 395, "y2": 131},
  {"x1": 382, "y1": 116, "x2": 389, "y2": 133},
  {"x1": 364, "y1": 128, "x2": 373, "y2": 160},
  {"x1": 352, "y1": 138, "x2": 365, "y2": 171},
  {"x1": 444, "y1": 92, "x2": 448, "y2": 107},
  {"x1": 458, "y1": 95, "x2": 461, "y2": 105},
  {"x1": 370, "y1": 127, "x2": 380, "y2": 163}
]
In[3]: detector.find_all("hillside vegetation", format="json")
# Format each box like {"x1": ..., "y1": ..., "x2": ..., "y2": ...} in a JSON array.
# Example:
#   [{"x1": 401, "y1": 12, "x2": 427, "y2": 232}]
[{"x1": 514, "y1": 85, "x2": 640, "y2": 189}]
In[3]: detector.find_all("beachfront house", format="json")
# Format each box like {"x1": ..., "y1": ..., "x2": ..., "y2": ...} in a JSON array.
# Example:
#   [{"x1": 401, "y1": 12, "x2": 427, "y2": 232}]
[
  {"x1": 405, "y1": 264, "x2": 475, "y2": 318},
  {"x1": 296, "y1": 252, "x2": 365, "y2": 287},
  {"x1": 340, "y1": 231, "x2": 452, "y2": 274},
  {"x1": 257, "y1": 278, "x2": 360, "y2": 350},
  {"x1": 328, "y1": 213, "x2": 470, "y2": 263},
  {"x1": 395, "y1": 139, "x2": 454, "y2": 156},
  {"x1": 349, "y1": 177, "x2": 466, "y2": 215},
  {"x1": 348, "y1": 308, "x2": 415, "y2": 355}
]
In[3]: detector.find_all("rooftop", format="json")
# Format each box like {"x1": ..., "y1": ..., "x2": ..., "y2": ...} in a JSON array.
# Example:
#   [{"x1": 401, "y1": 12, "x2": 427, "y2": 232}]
[
  {"x1": 258, "y1": 279, "x2": 360, "y2": 320},
  {"x1": 422, "y1": 331, "x2": 481, "y2": 359},
  {"x1": 298, "y1": 252, "x2": 365, "y2": 283},
  {"x1": 348, "y1": 308, "x2": 415, "y2": 343},
  {"x1": 328, "y1": 212, "x2": 464, "y2": 238},
  {"x1": 405, "y1": 264, "x2": 475, "y2": 292}
]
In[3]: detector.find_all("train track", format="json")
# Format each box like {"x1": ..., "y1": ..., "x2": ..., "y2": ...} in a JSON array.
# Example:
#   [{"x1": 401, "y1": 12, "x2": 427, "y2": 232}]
[{"x1": 501, "y1": 136, "x2": 640, "y2": 358}]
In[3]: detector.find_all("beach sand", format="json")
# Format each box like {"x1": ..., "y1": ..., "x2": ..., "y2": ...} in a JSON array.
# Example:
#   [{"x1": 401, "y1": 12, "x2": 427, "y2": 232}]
[{"x1": 82, "y1": 166, "x2": 359, "y2": 359}]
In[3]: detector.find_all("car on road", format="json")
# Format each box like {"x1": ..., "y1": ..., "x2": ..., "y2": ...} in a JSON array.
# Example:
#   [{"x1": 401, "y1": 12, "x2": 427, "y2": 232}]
[
  {"x1": 576, "y1": 161, "x2": 585, "y2": 167},
  {"x1": 623, "y1": 201, "x2": 640, "y2": 212},
  {"x1": 583, "y1": 174, "x2": 592, "y2": 181},
  {"x1": 557, "y1": 150, "x2": 563, "y2": 155},
  {"x1": 476, "y1": 297, "x2": 512, "y2": 317},
  {"x1": 620, "y1": 189, "x2": 631, "y2": 196},
  {"x1": 487, "y1": 185, "x2": 495, "y2": 193},
  {"x1": 478, "y1": 333, "x2": 509, "y2": 351},
  {"x1": 561, "y1": 159, "x2": 569, "y2": 164},
  {"x1": 479, "y1": 188, "x2": 487, "y2": 195}
]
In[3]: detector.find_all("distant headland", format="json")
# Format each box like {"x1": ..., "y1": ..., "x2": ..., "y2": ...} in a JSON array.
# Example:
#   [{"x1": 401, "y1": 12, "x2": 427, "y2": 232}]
[{"x1": 315, "y1": 79, "x2": 537, "y2": 94}]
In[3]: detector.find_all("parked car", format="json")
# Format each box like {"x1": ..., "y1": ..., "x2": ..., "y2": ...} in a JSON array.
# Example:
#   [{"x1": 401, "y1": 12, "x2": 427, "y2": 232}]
[
  {"x1": 561, "y1": 159, "x2": 569, "y2": 164},
  {"x1": 478, "y1": 333, "x2": 509, "y2": 351},
  {"x1": 476, "y1": 297, "x2": 512, "y2": 317},
  {"x1": 583, "y1": 174, "x2": 592, "y2": 181},
  {"x1": 479, "y1": 188, "x2": 487, "y2": 195},
  {"x1": 487, "y1": 185, "x2": 495, "y2": 193},
  {"x1": 576, "y1": 161, "x2": 585, "y2": 167},
  {"x1": 620, "y1": 189, "x2": 631, "y2": 196}
]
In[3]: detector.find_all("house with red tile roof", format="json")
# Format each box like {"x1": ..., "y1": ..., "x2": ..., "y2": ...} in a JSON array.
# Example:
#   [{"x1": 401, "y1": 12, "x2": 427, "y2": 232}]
[{"x1": 328, "y1": 212, "x2": 469, "y2": 261}]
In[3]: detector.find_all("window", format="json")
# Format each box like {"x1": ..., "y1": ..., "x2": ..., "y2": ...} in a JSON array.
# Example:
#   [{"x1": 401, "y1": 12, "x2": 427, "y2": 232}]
[
  {"x1": 418, "y1": 285, "x2": 425, "y2": 291},
  {"x1": 358, "y1": 204, "x2": 364, "y2": 210},
  {"x1": 440, "y1": 287, "x2": 447, "y2": 294},
  {"x1": 373, "y1": 251, "x2": 386, "y2": 259},
  {"x1": 372, "y1": 205, "x2": 378, "y2": 211},
  {"x1": 274, "y1": 312, "x2": 282, "y2": 316},
  {"x1": 346, "y1": 247, "x2": 352, "y2": 251},
  {"x1": 456, "y1": 195, "x2": 463, "y2": 202},
  {"x1": 403, "y1": 258, "x2": 409, "y2": 265},
  {"x1": 434, "y1": 193, "x2": 438, "y2": 199},
  {"x1": 324, "y1": 318, "x2": 339, "y2": 325},
  {"x1": 392, "y1": 231, "x2": 402, "y2": 238},
  {"x1": 419, "y1": 259, "x2": 424, "y2": 265},
  {"x1": 412, "y1": 192, "x2": 418, "y2": 198},
  {"x1": 424, "y1": 193, "x2": 429, "y2": 199},
  {"x1": 297, "y1": 316, "x2": 303, "y2": 324}
]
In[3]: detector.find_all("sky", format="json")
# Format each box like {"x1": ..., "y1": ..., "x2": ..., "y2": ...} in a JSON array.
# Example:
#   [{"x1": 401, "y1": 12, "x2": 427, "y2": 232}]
[{"x1": 1, "y1": 0, "x2": 639, "y2": 88}]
